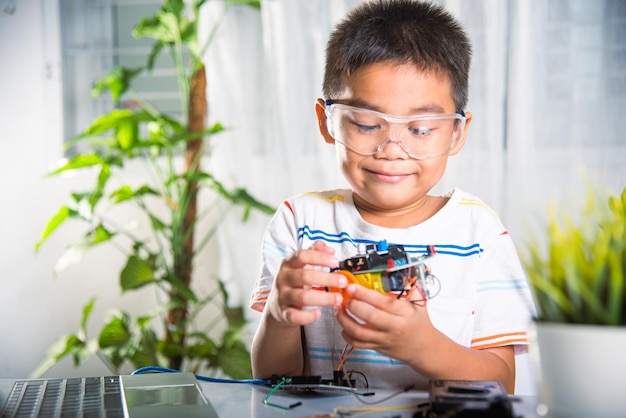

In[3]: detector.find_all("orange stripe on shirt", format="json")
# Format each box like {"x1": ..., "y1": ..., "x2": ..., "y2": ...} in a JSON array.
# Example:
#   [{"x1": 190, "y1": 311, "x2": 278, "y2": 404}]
[
  {"x1": 250, "y1": 290, "x2": 270, "y2": 312},
  {"x1": 471, "y1": 331, "x2": 528, "y2": 349},
  {"x1": 283, "y1": 200, "x2": 294, "y2": 215},
  {"x1": 472, "y1": 331, "x2": 526, "y2": 344},
  {"x1": 472, "y1": 337, "x2": 529, "y2": 350}
]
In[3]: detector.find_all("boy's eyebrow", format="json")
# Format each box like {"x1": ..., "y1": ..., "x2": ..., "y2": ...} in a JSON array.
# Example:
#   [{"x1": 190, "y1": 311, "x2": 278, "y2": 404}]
[{"x1": 334, "y1": 98, "x2": 448, "y2": 115}]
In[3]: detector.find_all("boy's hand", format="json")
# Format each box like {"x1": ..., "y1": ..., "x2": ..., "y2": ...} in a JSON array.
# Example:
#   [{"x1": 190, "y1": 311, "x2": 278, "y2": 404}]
[
  {"x1": 266, "y1": 241, "x2": 346, "y2": 327},
  {"x1": 335, "y1": 283, "x2": 436, "y2": 364}
]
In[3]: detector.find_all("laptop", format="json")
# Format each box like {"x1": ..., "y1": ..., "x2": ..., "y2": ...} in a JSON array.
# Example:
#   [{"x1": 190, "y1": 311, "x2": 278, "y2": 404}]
[{"x1": 0, "y1": 372, "x2": 219, "y2": 417}]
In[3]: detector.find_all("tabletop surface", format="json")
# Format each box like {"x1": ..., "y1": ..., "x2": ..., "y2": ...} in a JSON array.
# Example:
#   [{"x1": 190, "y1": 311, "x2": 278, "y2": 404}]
[{"x1": 200, "y1": 380, "x2": 541, "y2": 418}]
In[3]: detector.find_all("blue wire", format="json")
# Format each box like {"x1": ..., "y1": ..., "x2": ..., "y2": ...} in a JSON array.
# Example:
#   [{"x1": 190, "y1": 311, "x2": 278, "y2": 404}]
[{"x1": 131, "y1": 366, "x2": 271, "y2": 385}]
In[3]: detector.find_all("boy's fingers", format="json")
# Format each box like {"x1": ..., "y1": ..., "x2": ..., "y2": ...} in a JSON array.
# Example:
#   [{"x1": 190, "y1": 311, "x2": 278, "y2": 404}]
[
  {"x1": 310, "y1": 240, "x2": 336, "y2": 255},
  {"x1": 282, "y1": 286, "x2": 343, "y2": 308},
  {"x1": 345, "y1": 284, "x2": 390, "y2": 306},
  {"x1": 282, "y1": 307, "x2": 322, "y2": 326},
  {"x1": 345, "y1": 284, "x2": 405, "y2": 316},
  {"x1": 283, "y1": 247, "x2": 339, "y2": 270},
  {"x1": 336, "y1": 308, "x2": 381, "y2": 346},
  {"x1": 282, "y1": 268, "x2": 347, "y2": 289}
]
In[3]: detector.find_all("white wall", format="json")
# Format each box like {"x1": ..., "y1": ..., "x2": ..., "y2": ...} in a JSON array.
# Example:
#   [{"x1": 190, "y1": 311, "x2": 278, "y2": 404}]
[{"x1": 0, "y1": 1, "x2": 88, "y2": 378}]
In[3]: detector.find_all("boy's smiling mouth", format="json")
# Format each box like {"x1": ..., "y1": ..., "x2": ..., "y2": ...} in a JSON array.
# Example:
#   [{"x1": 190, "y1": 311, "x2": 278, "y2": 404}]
[{"x1": 367, "y1": 168, "x2": 414, "y2": 183}]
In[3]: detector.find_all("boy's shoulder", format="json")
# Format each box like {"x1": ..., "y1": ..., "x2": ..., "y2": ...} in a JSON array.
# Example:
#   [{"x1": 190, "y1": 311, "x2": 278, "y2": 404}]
[
  {"x1": 288, "y1": 189, "x2": 352, "y2": 206},
  {"x1": 446, "y1": 188, "x2": 499, "y2": 217},
  {"x1": 441, "y1": 188, "x2": 506, "y2": 233},
  {"x1": 279, "y1": 189, "x2": 354, "y2": 219}
]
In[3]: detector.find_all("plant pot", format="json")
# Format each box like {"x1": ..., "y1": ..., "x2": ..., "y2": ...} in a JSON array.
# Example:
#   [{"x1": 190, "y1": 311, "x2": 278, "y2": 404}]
[{"x1": 528, "y1": 321, "x2": 626, "y2": 418}]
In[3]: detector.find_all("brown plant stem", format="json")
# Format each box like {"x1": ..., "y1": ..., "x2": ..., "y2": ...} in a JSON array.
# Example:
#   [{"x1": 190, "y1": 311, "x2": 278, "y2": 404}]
[{"x1": 167, "y1": 64, "x2": 207, "y2": 370}]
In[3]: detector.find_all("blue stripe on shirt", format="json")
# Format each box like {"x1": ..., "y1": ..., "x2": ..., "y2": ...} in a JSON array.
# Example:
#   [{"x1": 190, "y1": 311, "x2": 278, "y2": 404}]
[
  {"x1": 308, "y1": 346, "x2": 406, "y2": 366},
  {"x1": 477, "y1": 278, "x2": 529, "y2": 293},
  {"x1": 297, "y1": 226, "x2": 483, "y2": 257}
]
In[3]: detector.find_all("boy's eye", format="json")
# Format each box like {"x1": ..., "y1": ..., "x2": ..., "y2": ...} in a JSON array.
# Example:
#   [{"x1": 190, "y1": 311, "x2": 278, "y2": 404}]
[
  {"x1": 409, "y1": 126, "x2": 433, "y2": 136},
  {"x1": 354, "y1": 122, "x2": 382, "y2": 133},
  {"x1": 349, "y1": 116, "x2": 384, "y2": 133}
]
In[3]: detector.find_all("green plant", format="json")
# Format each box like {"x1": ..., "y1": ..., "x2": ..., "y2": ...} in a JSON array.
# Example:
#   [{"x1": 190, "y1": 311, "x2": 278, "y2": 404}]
[
  {"x1": 33, "y1": 0, "x2": 273, "y2": 379},
  {"x1": 521, "y1": 186, "x2": 626, "y2": 326}
]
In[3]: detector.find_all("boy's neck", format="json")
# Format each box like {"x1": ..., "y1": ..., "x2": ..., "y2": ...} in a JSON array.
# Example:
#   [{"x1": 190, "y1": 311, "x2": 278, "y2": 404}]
[{"x1": 352, "y1": 193, "x2": 448, "y2": 228}]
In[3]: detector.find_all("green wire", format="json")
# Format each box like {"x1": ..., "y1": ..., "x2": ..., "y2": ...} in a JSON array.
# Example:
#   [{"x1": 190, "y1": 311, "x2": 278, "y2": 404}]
[{"x1": 263, "y1": 377, "x2": 302, "y2": 410}]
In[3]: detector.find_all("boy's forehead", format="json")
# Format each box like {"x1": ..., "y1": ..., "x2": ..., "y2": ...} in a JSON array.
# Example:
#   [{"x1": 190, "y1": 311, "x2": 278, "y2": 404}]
[{"x1": 335, "y1": 62, "x2": 456, "y2": 113}]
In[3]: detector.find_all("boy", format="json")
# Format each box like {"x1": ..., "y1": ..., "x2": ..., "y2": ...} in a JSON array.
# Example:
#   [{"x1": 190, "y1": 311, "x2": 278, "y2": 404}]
[{"x1": 249, "y1": 0, "x2": 534, "y2": 393}]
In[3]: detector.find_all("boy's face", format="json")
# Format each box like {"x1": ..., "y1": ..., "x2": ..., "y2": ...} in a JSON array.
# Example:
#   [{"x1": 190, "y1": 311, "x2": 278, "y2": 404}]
[{"x1": 316, "y1": 62, "x2": 472, "y2": 219}]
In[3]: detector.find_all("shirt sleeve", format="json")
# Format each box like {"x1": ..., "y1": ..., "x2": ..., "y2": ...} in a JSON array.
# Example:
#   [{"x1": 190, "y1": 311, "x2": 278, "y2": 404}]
[
  {"x1": 470, "y1": 223, "x2": 537, "y2": 353},
  {"x1": 249, "y1": 200, "x2": 299, "y2": 312}
]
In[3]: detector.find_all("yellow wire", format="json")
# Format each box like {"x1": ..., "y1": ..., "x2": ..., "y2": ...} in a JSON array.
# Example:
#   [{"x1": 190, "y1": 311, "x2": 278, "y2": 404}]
[
  {"x1": 336, "y1": 344, "x2": 355, "y2": 371},
  {"x1": 333, "y1": 403, "x2": 419, "y2": 417}
]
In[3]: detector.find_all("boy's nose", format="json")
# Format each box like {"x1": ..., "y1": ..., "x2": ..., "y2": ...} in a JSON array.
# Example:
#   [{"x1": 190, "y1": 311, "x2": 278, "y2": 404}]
[{"x1": 374, "y1": 138, "x2": 412, "y2": 158}]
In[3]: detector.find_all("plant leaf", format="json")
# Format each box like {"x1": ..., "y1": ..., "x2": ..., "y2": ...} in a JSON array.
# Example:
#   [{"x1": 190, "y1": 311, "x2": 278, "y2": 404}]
[
  {"x1": 134, "y1": 12, "x2": 181, "y2": 44},
  {"x1": 29, "y1": 334, "x2": 85, "y2": 378},
  {"x1": 79, "y1": 298, "x2": 96, "y2": 341},
  {"x1": 53, "y1": 237, "x2": 93, "y2": 276},
  {"x1": 82, "y1": 109, "x2": 154, "y2": 139},
  {"x1": 186, "y1": 334, "x2": 218, "y2": 359},
  {"x1": 110, "y1": 184, "x2": 159, "y2": 204},
  {"x1": 116, "y1": 118, "x2": 139, "y2": 154},
  {"x1": 92, "y1": 66, "x2": 143, "y2": 103},
  {"x1": 73, "y1": 339, "x2": 99, "y2": 367},
  {"x1": 98, "y1": 312, "x2": 133, "y2": 369},
  {"x1": 48, "y1": 154, "x2": 104, "y2": 176},
  {"x1": 98, "y1": 315, "x2": 132, "y2": 349},
  {"x1": 215, "y1": 341, "x2": 251, "y2": 379},
  {"x1": 120, "y1": 255, "x2": 156, "y2": 292},
  {"x1": 522, "y1": 186, "x2": 626, "y2": 325},
  {"x1": 130, "y1": 326, "x2": 161, "y2": 368},
  {"x1": 227, "y1": 0, "x2": 261, "y2": 9},
  {"x1": 35, "y1": 206, "x2": 70, "y2": 252}
]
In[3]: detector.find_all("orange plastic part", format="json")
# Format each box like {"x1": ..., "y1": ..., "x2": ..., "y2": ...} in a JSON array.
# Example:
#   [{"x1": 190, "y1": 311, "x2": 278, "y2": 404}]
[{"x1": 329, "y1": 270, "x2": 357, "y2": 307}]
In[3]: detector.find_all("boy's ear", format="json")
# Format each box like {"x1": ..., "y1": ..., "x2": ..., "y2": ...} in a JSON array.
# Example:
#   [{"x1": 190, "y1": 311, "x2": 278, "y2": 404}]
[
  {"x1": 448, "y1": 111, "x2": 472, "y2": 156},
  {"x1": 315, "y1": 98, "x2": 336, "y2": 145}
]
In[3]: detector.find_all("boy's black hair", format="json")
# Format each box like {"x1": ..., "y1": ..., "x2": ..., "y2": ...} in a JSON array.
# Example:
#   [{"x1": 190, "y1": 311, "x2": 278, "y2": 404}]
[{"x1": 322, "y1": 0, "x2": 472, "y2": 112}]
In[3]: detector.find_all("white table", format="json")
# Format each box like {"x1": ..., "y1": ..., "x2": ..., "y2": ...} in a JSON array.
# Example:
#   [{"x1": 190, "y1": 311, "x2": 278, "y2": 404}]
[{"x1": 200, "y1": 380, "x2": 540, "y2": 417}]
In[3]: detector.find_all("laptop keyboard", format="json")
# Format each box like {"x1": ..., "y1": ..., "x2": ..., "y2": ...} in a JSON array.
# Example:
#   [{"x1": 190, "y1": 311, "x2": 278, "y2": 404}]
[{"x1": 1, "y1": 376, "x2": 123, "y2": 418}]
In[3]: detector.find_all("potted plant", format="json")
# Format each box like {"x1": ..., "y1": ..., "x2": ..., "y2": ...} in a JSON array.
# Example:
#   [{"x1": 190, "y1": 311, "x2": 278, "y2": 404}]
[
  {"x1": 32, "y1": 0, "x2": 273, "y2": 379},
  {"x1": 520, "y1": 185, "x2": 626, "y2": 417}
]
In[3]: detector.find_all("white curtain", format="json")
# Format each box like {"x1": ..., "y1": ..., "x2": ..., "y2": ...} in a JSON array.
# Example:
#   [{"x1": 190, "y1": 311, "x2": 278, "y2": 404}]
[
  {"x1": 201, "y1": 0, "x2": 626, "y2": 320},
  {"x1": 504, "y1": 0, "x2": 626, "y2": 225}
]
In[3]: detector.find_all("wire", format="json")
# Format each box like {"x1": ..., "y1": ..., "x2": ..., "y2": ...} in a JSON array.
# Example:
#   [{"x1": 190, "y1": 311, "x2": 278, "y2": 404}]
[
  {"x1": 131, "y1": 366, "x2": 271, "y2": 385},
  {"x1": 132, "y1": 366, "x2": 417, "y2": 412},
  {"x1": 345, "y1": 383, "x2": 415, "y2": 407},
  {"x1": 263, "y1": 377, "x2": 302, "y2": 410},
  {"x1": 336, "y1": 344, "x2": 356, "y2": 372},
  {"x1": 334, "y1": 345, "x2": 416, "y2": 408},
  {"x1": 333, "y1": 403, "x2": 423, "y2": 417},
  {"x1": 397, "y1": 272, "x2": 419, "y2": 300},
  {"x1": 346, "y1": 370, "x2": 369, "y2": 389}
]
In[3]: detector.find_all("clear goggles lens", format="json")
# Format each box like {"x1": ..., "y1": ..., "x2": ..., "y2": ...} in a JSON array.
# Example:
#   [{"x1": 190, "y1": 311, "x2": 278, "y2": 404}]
[{"x1": 325, "y1": 102, "x2": 466, "y2": 160}]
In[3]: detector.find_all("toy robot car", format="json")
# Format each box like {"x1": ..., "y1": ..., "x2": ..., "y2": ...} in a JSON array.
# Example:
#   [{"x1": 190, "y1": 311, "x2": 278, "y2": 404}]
[{"x1": 329, "y1": 240, "x2": 439, "y2": 305}]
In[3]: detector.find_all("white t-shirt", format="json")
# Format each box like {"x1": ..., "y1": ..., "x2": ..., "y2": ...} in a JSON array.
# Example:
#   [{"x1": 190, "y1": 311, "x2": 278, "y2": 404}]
[{"x1": 250, "y1": 188, "x2": 535, "y2": 389}]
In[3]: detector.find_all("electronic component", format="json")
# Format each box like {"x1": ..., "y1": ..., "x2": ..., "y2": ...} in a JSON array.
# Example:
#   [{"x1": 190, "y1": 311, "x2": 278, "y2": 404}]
[
  {"x1": 328, "y1": 240, "x2": 439, "y2": 305},
  {"x1": 269, "y1": 372, "x2": 353, "y2": 390},
  {"x1": 427, "y1": 379, "x2": 516, "y2": 417}
]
